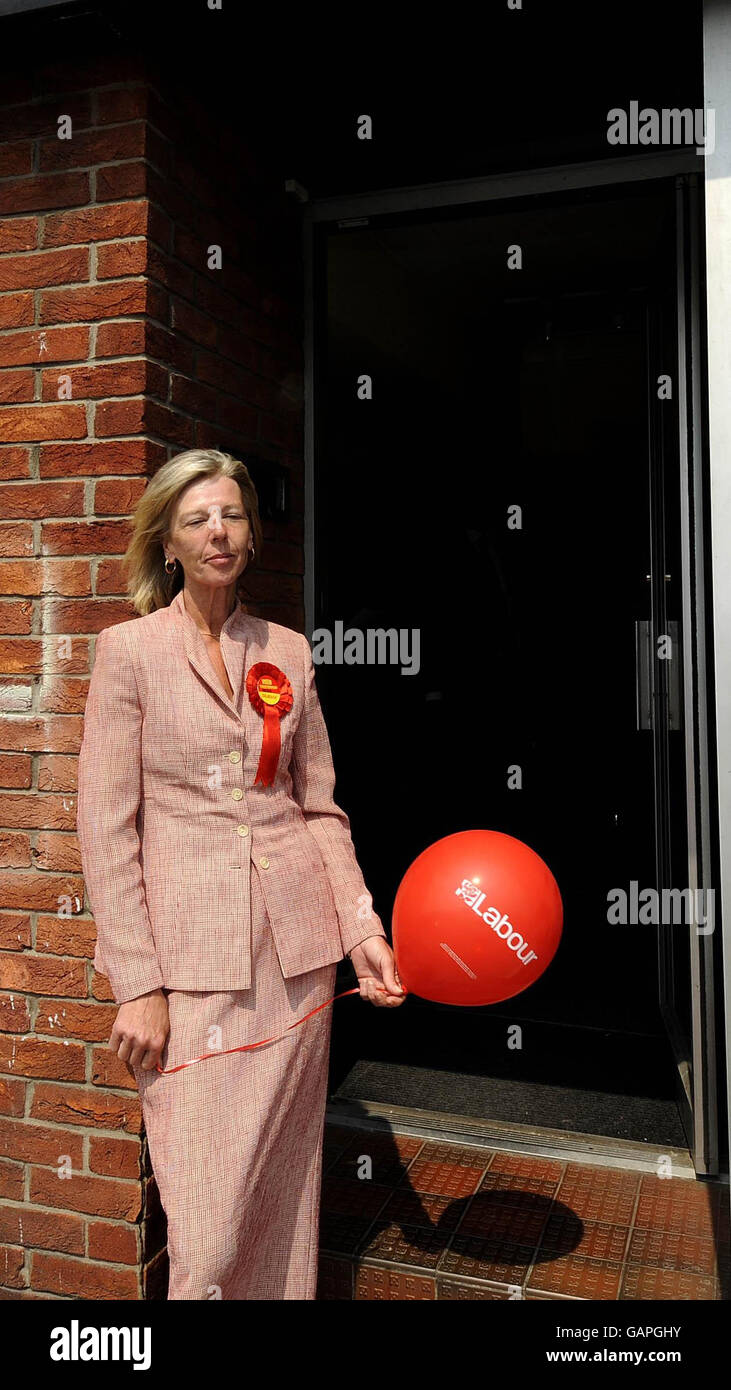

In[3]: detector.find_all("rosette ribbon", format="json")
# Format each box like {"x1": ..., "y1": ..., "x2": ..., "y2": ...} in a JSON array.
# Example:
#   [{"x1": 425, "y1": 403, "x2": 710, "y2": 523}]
[{"x1": 245, "y1": 661, "x2": 293, "y2": 785}]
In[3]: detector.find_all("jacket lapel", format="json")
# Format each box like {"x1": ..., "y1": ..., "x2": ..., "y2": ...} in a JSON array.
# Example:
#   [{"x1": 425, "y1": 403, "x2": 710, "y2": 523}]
[{"x1": 170, "y1": 588, "x2": 254, "y2": 724}]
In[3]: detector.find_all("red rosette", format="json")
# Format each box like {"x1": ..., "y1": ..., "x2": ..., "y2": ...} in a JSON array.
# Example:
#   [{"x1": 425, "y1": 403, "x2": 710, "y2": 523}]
[{"x1": 245, "y1": 661, "x2": 293, "y2": 786}]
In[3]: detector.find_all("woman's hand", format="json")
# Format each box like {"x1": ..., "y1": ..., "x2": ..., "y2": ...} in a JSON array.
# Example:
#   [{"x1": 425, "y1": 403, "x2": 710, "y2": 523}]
[
  {"x1": 109, "y1": 988, "x2": 171, "y2": 1071},
  {"x1": 348, "y1": 937, "x2": 407, "y2": 1007}
]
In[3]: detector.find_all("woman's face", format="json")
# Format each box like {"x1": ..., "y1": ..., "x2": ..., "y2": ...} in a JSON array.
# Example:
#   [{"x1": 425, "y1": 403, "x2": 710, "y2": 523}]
[{"x1": 164, "y1": 475, "x2": 252, "y2": 589}]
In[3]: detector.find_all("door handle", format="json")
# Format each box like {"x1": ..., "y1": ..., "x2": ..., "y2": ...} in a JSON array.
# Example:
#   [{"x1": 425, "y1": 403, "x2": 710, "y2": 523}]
[
  {"x1": 666, "y1": 619, "x2": 682, "y2": 730},
  {"x1": 635, "y1": 619, "x2": 653, "y2": 730},
  {"x1": 635, "y1": 618, "x2": 683, "y2": 731}
]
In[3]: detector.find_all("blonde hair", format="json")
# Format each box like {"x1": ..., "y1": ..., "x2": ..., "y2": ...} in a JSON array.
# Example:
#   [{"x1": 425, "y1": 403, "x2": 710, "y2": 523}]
[{"x1": 123, "y1": 449, "x2": 263, "y2": 615}]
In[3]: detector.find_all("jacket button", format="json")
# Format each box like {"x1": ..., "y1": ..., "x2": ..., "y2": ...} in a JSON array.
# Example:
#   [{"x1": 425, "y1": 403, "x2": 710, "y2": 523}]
[
  {"x1": 259, "y1": 856, "x2": 270, "y2": 869},
  {"x1": 231, "y1": 787, "x2": 244, "y2": 800},
  {"x1": 229, "y1": 751, "x2": 241, "y2": 763},
  {"x1": 237, "y1": 824, "x2": 249, "y2": 836}
]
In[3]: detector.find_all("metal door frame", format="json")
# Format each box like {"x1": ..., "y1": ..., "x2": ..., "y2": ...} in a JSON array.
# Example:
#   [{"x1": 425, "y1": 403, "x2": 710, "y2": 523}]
[
  {"x1": 669, "y1": 173, "x2": 719, "y2": 1174},
  {"x1": 302, "y1": 146, "x2": 721, "y2": 1175}
]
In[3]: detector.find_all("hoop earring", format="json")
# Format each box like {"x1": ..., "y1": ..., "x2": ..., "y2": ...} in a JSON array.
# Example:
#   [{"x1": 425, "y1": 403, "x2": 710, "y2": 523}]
[
  {"x1": 164, "y1": 557, "x2": 177, "y2": 574},
  {"x1": 249, "y1": 546, "x2": 255, "y2": 561}
]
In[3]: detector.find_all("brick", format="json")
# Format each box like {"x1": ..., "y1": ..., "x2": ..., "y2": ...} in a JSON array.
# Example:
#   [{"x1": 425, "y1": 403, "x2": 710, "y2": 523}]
[
  {"x1": 0, "y1": 447, "x2": 31, "y2": 480},
  {"x1": 0, "y1": 717, "x2": 85, "y2": 753},
  {"x1": 169, "y1": 373, "x2": 217, "y2": 420},
  {"x1": 0, "y1": 371, "x2": 34, "y2": 404},
  {"x1": 145, "y1": 320, "x2": 193, "y2": 373},
  {"x1": 0, "y1": 1078, "x2": 26, "y2": 1118},
  {"x1": 0, "y1": 1159, "x2": 24, "y2": 1201},
  {"x1": 0, "y1": 913, "x2": 31, "y2": 950},
  {"x1": 34, "y1": 998, "x2": 114, "y2": 1043},
  {"x1": 41, "y1": 519, "x2": 132, "y2": 555},
  {"x1": 0, "y1": 524, "x2": 33, "y2": 557},
  {"x1": 43, "y1": 199, "x2": 148, "y2": 248},
  {"x1": 0, "y1": 481, "x2": 84, "y2": 518},
  {"x1": 38, "y1": 123, "x2": 146, "y2": 173},
  {"x1": 30, "y1": 1082, "x2": 142, "y2": 1134},
  {"x1": 0, "y1": 405, "x2": 86, "y2": 443},
  {"x1": 0, "y1": 293, "x2": 34, "y2": 329},
  {"x1": 37, "y1": 755, "x2": 81, "y2": 791},
  {"x1": 0, "y1": 791, "x2": 77, "y2": 830},
  {"x1": 0, "y1": 172, "x2": 90, "y2": 217},
  {"x1": 0, "y1": 248, "x2": 89, "y2": 293},
  {"x1": 96, "y1": 558, "x2": 129, "y2": 592},
  {"x1": 96, "y1": 239, "x2": 148, "y2": 280},
  {"x1": 171, "y1": 297, "x2": 218, "y2": 347},
  {"x1": 96, "y1": 160, "x2": 147, "y2": 203},
  {"x1": 0, "y1": 953, "x2": 86, "y2": 996},
  {"x1": 0, "y1": 1115, "x2": 84, "y2": 1168},
  {"x1": 91, "y1": 1048, "x2": 139, "y2": 1093},
  {"x1": 39, "y1": 279, "x2": 148, "y2": 324},
  {"x1": 93, "y1": 398, "x2": 145, "y2": 436},
  {"x1": 93, "y1": 479, "x2": 147, "y2": 514},
  {"x1": 95, "y1": 86, "x2": 149, "y2": 126},
  {"x1": 41, "y1": 359, "x2": 166, "y2": 401},
  {"x1": 39, "y1": 676, "x2": 90, "y2": 715},
  {"x1": 0, "y1": 1243, "x2": 25, "y2": 1288},
  {"x1": 87, "y1": 1219, "x2": 138, "y2": 1265},
  {"x1": 0, "y1": 994, "x2": 31, "y2": 1032},
  {"x1": 40, "y1": 438, "x2": 164, "y2": 477},
  {"x1": 30, "y1": 1249, "x2": 139, "y2": 1300},
  {"x1": 0, "y1": 326, "x2": 90, "y2": 368},
  {"x1": 91, "y1": 971, "x2": 114, "y2": 1003},
  {"x1": 0, "y1": 600, "x2": 32, "y2": 634},
  {"x1": 29, "y1": 1166, "x2": 139, "y2": 1223},
  {"x1": 42, "y1": 597, "x2": 135, "y2": 632},
  {"x1": 0, "y1": 94, "x2": 92, "y2": 144},
  {"x1": 88, "y1": 1134, "x2": 141, "y2": 1181},
  {"x1": 0, "y1": 1034, "x2": 85, "y2": 1082},
  {"x1": 34, "y1": 833, "x2": 81, "y2": 873},
  {"x1": 0, "y1": 1203, "x2": 84, "y2": 1256},
  {"x1": 0, "y1": 559, "x2": 91, "y2": 596},
  {"x1": 95, "y1": 320, "x2": 145, "y2": 359},
  {"x1": 0, "y1": 152, "x2": 32, "y2": 190},
  {"x1": 0, "y1": 833, "x2": 31, "y2": 869},
  {"x1": 35, "y1": 913, "x2": 96, "y2": 960}
]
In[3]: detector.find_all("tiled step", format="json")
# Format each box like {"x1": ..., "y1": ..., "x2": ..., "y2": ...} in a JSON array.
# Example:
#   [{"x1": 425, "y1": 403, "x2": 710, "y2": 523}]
[{"x1": 317, "y1": 1121, "x2": 730, "y2": 1300}]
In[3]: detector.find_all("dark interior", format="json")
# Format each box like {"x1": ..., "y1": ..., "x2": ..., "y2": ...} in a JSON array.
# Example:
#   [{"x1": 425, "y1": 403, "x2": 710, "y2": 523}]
[{"x1": 318, "y1": 183, "x2": 692, "y2": 1145}]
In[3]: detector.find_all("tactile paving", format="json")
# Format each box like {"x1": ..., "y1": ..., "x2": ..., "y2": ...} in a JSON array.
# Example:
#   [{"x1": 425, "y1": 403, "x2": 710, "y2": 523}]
[
  {"x1": 526, "y1": 1252, "x2": 623, "y2": 1299},
  {"x1": 358, "y1": 1219, "x2": 451, "y2": 1269},
  {"x1": 319, "y1": 1122, "x2": 727, "y2": 1300},
  {"x1": 400, "y1": 1159, "x2": 486, "y2": 1199},
  {"x1": 439, "y1": 1233, "x2": 537, "y2": 1285},
  {"x1": 538, "y1": 1213, "x2": 630, "y2": 1263},
  {"x1": 620, "y1": 1262, "x2": 718, "y2": 1300},
  {"x1": 633, "y1": 1178, "x2": 720, "y2": 1237},
  {"x1": 377, "y1": 1187, "x2": 465, "y2": 1231},
  {"x1": 354, "y1": 1265, "x2": 435, "y2": 1300},
  {"x1": 458, "y1": 1200, "x2": 549, "y2": 1246},
  {"x1": 627, "y1": 1227, "x2": 727, "y2": 1277}
]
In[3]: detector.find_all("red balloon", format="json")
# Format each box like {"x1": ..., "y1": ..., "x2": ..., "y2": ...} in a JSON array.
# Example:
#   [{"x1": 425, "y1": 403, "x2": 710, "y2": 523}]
[{"x1": 392, "y1": 830, "x2": 563, "y2": 1005}]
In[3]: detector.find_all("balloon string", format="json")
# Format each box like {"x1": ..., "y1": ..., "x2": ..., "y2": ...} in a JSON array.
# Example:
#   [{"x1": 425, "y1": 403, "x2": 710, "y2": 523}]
[{"x1": 155, "y1": 985, "x2": 364, "y2": 1075}]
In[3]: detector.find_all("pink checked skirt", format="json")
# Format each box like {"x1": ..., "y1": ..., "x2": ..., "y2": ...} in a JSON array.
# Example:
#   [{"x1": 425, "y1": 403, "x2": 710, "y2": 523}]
[{"x1": 132, "y1": 866, "x2": 337, "y2": 1300}]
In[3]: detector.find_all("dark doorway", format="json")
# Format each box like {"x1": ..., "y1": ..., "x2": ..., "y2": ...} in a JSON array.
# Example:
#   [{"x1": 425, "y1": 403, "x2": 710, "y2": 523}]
[{"x1": 316, "y1": 180, "x2": 691, "y2": 1147}]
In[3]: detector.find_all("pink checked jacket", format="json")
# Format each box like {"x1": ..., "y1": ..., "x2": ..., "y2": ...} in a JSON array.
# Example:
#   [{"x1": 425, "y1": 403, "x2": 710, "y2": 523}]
[{"x1": 76, "y1": 588, "x2": 387, "y2": 1005}]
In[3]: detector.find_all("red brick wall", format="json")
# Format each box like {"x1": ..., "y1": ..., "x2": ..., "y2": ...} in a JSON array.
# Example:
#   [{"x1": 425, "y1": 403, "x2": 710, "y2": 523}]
[{"x1": 0, "y1": 52, "x2": 304, "y2": 1298}]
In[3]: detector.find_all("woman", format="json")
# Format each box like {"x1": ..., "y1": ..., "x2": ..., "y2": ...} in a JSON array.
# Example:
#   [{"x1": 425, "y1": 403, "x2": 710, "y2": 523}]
[{"x1": 76, "y1": 447, "x2": 405, "y2": 1300}]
